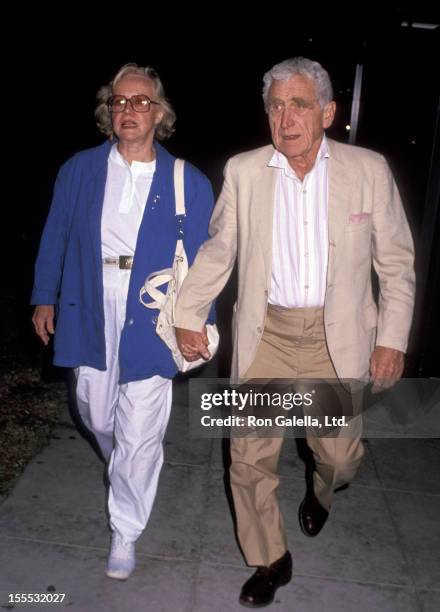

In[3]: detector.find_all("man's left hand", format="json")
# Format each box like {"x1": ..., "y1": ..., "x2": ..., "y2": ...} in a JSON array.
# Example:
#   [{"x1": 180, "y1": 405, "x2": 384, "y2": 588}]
[{"x1": 370, "y1": 345, "x2": 405, "y2": 393}]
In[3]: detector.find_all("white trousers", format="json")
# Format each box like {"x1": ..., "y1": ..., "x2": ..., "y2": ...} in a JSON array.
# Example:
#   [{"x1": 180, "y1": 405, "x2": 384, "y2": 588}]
[{"x1": 75, "y1": 266, "x2": 172, "y2": 542}]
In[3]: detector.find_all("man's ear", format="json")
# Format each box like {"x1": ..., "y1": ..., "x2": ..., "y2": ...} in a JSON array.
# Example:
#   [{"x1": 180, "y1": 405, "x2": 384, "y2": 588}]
[{"x1": 323, "y1": 101, "x2": 336, "y2": 129}]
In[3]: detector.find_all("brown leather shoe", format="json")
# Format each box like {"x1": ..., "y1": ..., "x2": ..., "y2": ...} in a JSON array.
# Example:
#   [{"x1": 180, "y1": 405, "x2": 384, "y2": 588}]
[
  {"x1": 299, "y1": 490, "x2": 329, "y2": 537},
  {"x1": 239, "y1": 550, "x2": 292, "y2": 608}
]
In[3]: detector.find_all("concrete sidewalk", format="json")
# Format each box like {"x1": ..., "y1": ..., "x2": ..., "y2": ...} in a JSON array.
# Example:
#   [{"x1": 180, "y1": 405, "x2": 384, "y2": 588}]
[{"x1": 0, "y1": 370, "x2": 439, "y2": 611}]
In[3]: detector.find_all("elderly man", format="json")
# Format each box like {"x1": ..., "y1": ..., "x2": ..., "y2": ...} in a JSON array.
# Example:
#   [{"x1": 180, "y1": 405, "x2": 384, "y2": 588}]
[{"x1": 175, "y1": 57, "x2": 415, "y2": 607}]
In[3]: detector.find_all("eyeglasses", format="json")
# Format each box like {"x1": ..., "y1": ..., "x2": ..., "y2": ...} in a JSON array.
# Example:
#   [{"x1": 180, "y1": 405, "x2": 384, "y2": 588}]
[
  {"x1": 268, "y1": 98, "x2": 316, "y2": 117},
  {"x1": 107, "y1": 94, "x2": 160, "y2": 113}
]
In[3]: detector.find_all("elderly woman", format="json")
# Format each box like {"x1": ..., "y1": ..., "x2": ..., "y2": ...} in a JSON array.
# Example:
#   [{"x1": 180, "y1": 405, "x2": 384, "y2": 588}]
[{"x1": 31, "y1": 63, "x2": 214, "y2": 580}]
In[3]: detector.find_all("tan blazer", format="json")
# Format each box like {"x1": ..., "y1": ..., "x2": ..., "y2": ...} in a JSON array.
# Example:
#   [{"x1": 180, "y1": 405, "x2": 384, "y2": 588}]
[{"x1": 175, "y1": 138, "x2": 415, "y2": 381}]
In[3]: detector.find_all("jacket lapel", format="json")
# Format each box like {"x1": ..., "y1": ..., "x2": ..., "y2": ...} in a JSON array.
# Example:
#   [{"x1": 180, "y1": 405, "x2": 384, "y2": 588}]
[
  {"x1": 131, "y1": 143, "x2": 174, "y2": 268},
  {"x1": 87, "y1": 165, "x2": 108, "y2": 282},
  {"x1": 86, "y1": 142, "x2": 112, "y2": 286},
  {"x1": 253, "y1": 146, "x2": 278, "y2": 283},
  {"x1": 327, "y1": 139, "x2": 352, "y2": 246}
]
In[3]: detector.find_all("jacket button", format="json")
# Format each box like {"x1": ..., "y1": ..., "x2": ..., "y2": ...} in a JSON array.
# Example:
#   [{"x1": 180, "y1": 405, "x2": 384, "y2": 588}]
[{"x1": 127, "y1": 318, "x2": 134, "y2": 326}]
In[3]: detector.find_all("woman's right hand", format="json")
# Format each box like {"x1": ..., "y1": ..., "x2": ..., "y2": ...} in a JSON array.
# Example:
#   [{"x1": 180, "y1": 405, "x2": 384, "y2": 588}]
[
  {"x1": 175, "y1": 326, "x2": 211, "y2": 361},
  {"x1": 32, "y1": 305, "x2": 55, "y2": 345}
]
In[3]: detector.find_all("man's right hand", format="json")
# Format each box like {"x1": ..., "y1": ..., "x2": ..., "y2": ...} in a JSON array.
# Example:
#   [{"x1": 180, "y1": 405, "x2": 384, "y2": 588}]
[
  {"x1": 175, "y1": 327, "x2": 211, "y2": 362},
  {"x1": 32, "y1": 305, "x2": 55, "y2": 345}
]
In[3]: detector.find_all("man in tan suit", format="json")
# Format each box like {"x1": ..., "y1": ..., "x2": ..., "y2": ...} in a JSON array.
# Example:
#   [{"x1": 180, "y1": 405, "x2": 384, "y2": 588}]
[{"x1": 175, "y1": 57, "x2": 415, "y2": 608}]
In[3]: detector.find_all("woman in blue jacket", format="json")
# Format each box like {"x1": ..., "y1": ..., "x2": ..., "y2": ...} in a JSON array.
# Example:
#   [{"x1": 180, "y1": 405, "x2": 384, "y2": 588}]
[{"x1": 31, "y1": 63, "x2": 214, "y2": 580}]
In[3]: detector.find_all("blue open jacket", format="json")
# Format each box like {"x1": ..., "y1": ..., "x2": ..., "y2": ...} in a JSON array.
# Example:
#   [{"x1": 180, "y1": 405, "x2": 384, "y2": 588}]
[{"x1": 31, "y1": 140, "x2": 215, "y2": 383}]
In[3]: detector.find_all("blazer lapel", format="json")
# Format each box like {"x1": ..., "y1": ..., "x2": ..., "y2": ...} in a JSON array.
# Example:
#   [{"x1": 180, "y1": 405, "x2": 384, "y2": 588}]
[
  {"x1": 327, "y1": 140, "x2": 353, "y2": 284},
  {"x1": 252, "y1": 147, "x2": 278, "y2": 283},
  {"x1": 328, "y1": 141, "x2": 352, "y2": 243},
  {"x1": 86, "y1": 146, "x2": 111, "y2": 286},
  {"x1": 131, "y1": 143, "x2": 173, "y2": 268}
]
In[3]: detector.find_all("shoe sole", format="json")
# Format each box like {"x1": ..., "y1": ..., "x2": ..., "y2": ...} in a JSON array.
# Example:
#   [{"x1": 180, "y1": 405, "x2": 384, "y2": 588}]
[
  {"x1": 105, "y1": 569, "x2": 133, "y2": 581},
  {"x1": 239, "y1": 599, "x2": 274, "y2": 608},
  {"x1": 106, "y1": 574, "x2": 129, "y2": 581},
  {"x1": 238, "y1": 575, "x2": 292, "y2": 608},
  {"x1": 106, "y1": 573, "x2": 130, "y2": 580}
]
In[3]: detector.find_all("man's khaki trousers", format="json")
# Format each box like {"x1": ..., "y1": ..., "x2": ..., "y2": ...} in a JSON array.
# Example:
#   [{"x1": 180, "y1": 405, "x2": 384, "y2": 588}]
[{"x1": 230, "y1": 305, "x2": 364, "y2": 567}]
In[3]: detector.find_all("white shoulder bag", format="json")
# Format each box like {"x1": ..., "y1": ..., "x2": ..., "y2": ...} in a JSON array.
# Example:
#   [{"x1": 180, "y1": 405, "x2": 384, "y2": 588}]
[{"x1": 139, "y1": 159, "x2": 219, "y2": 372}]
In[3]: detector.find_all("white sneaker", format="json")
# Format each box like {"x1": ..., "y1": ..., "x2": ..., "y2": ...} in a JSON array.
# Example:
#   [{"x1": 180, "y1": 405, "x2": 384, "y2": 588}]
[{"x1": 106, "y1": 532, "x2": 136, "y2": 580}]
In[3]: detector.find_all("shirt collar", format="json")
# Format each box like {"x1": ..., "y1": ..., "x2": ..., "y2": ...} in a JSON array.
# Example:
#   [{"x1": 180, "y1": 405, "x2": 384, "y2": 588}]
[
  {"x1": 268, "y1": 134, "x2": 329, "y2": 176},
  {"x1": 109, "y1": 143, "x2": 156, "y2": 176}
]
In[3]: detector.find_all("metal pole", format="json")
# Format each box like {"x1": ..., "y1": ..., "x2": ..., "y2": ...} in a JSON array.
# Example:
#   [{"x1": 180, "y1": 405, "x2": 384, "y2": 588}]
[
  {"x1": 417, "y1": 96, "x2": 440, "y2": 375},
  {"x1": 349, "y1": 64, "x2": 363, "y2": 145}
]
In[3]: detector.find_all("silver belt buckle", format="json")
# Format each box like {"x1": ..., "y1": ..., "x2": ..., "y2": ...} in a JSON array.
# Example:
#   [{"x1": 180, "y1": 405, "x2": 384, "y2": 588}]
[{"x1": 119, "y1": 256, "x2": 133, "y2": 269}]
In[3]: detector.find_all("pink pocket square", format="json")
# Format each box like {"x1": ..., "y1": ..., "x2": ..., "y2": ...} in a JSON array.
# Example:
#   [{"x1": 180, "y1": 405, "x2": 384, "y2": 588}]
[{"x1": 349, "y1": 212, "x2": 370, "y2": 224}]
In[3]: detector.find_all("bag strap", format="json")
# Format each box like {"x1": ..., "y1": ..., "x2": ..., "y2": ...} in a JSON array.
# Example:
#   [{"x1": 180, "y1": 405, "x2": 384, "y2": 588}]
[
  {"x1": 174, "y1": 158, "x2": 186, "y2": 216},
  {"x1": 139, "y1": 159, "x2": 186, "y2": 310},
  {"x1": 139, "y1": 268, "x2": 174, "y2": 309},
  {"x1": 174, "y1": 158, "x2": 186, "y2": 240}
]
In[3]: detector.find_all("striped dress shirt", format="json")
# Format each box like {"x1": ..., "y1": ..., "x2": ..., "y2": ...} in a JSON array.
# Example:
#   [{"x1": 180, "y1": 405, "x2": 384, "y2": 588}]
[{"x1": 268, "y1": 136, "x2": 329, "y2": 308}]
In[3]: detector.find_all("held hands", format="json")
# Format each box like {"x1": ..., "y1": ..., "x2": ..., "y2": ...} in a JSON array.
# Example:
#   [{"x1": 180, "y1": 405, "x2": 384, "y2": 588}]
[
  {"x1": 370, "y1": 345, "x2": 405, "y2": 393},
  {"x1": 175, "y1": 326, "x2": 211, "y2": 362},
  {"x1": 32, "y1": 305, "x2": 55, "y2": 346}
]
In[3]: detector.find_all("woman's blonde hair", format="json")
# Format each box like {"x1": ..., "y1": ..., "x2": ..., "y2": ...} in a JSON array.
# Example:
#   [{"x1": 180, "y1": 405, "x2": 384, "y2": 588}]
[{"x1": 95, "y1": 63, "x2": 176, "y2": 141}]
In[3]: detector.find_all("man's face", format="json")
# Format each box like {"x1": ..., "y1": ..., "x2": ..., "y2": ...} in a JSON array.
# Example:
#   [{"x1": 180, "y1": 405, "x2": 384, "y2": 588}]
[
  {"x1": 110, "y1": 75, "x2": 163, "y2": 146},
  {"x1": 267, "y1": 74, "x2": 335, "y2": 165}
]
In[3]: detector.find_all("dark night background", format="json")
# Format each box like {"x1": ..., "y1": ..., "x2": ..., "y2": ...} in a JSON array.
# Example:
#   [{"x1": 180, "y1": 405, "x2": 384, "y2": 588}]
[{"x1": 5, "y1": 8, "x2": 439, "y2": 379}]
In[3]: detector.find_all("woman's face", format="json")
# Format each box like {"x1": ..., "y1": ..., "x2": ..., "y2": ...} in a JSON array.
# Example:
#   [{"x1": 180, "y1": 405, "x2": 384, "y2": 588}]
[{"x1": 110, "y1": 74, "x2": 163, "y2": 148}]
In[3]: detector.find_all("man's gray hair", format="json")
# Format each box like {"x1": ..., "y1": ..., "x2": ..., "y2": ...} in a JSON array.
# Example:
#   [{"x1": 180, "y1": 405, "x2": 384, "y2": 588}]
[
  {"x1": 262, "y1": 57, "x2": 333, "y2": 111},
  {"x1": 95, "y1": 63, "x2": 176, "y2": 141}
]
